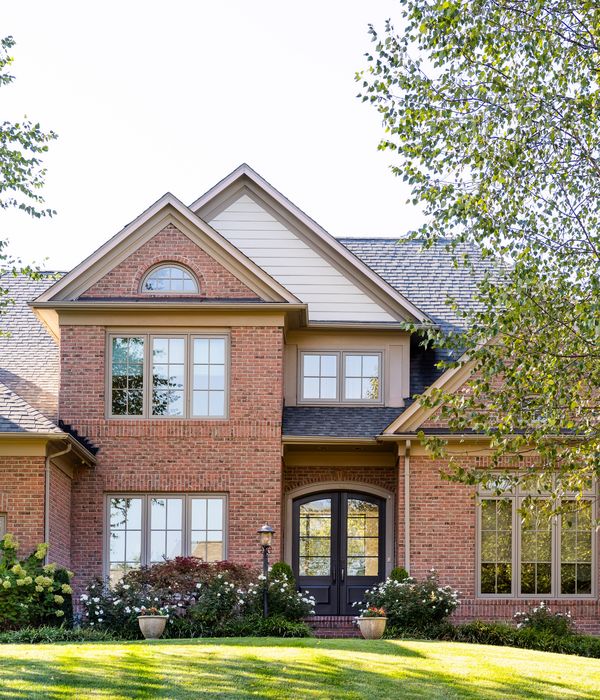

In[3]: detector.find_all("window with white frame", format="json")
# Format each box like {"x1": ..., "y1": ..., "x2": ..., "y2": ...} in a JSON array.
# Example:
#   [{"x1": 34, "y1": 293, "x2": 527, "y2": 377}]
[
  {"x1": 109, "y1": 334, "x2": 228, "y2": 418},
  {"x1": 299, "y1": 351, "x2": 382, "y2": 404},
  {"x1": 141, "y1": 264, "x2": 199, "y2": 293},
  {"x1": 478, "y1": 483, "x2": 595, "y2": 597},
  {"x1": 107, "y1": 495, "x2": 226, "y2": 583}
]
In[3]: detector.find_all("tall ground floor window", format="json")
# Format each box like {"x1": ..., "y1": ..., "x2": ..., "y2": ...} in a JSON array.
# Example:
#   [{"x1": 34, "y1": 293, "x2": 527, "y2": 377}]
[
  {"x1": 478, "y1": 484, "x2": 595, "y2": 598},
  {"x1": 107, "y1": 494, "x2": 226, "y2": 583}
]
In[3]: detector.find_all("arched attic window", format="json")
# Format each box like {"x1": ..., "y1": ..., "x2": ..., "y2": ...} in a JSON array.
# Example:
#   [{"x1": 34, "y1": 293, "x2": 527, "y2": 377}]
[{"x1": 141, "y1": 264, "x2": 199, "y2": 294}]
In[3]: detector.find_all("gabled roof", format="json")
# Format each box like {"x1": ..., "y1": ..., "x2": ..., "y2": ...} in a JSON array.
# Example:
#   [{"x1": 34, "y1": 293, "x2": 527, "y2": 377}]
[
  {"x1": 35, "y1": 193, "x2": 300, "y2": 305},
  {"x1": 191, "y1": 164, "x2": 432, "y2": 325}
]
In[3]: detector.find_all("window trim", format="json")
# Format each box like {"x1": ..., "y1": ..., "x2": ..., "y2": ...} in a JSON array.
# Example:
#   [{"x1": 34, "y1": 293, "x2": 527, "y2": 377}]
[
  {"x1": 140, "y1": 263, "x2": 200, "y2": 295},
  {"x1": 0, "y1": 513, "x2": 6, "y2": 538},
  {"x1": 297, "y1": 350, "x2": 384, "y2": 405},
  {"x1": 107, "y1": 332, "x2": 230, "y2": 420},
  {"x1": 476, "y1": 483, "x2": 597, "y2": 600},
  {"x1": 104, "y1": 493, "x2": 228, "y2": 579}
]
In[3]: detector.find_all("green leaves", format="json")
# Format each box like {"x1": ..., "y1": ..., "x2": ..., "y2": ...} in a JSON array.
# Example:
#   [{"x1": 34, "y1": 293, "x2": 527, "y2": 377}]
[{"x1": 359, "y1": 1, "x2": 600, "y2": 503}]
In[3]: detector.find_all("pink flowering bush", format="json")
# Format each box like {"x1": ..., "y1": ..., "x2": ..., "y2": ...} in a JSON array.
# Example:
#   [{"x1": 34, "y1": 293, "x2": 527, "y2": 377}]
[{"x1": 0, "y1": 534, "x2": 73, "y2": 631}]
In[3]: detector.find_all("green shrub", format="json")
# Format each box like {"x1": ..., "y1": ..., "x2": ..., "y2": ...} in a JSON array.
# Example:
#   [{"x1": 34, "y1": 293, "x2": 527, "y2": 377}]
[
  {"x1": 514, "y1": 601, "x2": 574, "y2": 636},
  {"x1": 0, "y1": 625, "x2": 116, "y2": 644},
  {"x1": 361, "y1": 571, "x2": 459, "y2": 631},
  {"x1": 0, "y1": 534, "x2": 74, "y2": 631},
  {"x1": 221, "y1": 614, "x2": 312, "y2": 638},
  {"x1": 384, "y1": 617, "x2": 600, "y2": 660},
  {"x1": 389, "y1": 567, "x2": 409, "y2": 582},
  {"x1": 270, "y1": 562, "x2": 295, "y2": 584}
]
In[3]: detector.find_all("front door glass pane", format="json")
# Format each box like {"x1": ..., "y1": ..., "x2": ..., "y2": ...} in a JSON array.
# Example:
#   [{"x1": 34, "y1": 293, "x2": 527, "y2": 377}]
[
  {"x1": 299, "y1": 498, "x2": 331, "y2": 576},
  {"x1": 347, "y1": 498, "x2": 379, "y2": 576}
]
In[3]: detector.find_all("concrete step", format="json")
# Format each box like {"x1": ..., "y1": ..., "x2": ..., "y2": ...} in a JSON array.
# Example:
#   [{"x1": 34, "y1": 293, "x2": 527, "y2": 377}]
[{"x1": 306, "y1": 615, "x2": 362, "y2": 638}]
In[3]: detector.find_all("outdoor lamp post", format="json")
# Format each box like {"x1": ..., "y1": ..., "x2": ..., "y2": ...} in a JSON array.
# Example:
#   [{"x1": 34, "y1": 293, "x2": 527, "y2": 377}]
[{"x1": 257, "y1": 523, "x2": 275, "y2": 618}]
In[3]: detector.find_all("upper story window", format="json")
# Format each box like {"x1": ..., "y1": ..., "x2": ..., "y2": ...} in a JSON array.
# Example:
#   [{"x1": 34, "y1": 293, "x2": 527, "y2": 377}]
[
  {"x1": 478, "y1": 481, "x2": 596, "y2": 598},
  {"x1": 299, "y1": 351, "x2": 382, "y2": 404},
  {"x1": 141, "y1": 264, "x2": 199, "y2": 294},
  {"x1": 109, "y1": 333, "x2": 228, "y2": 419}
]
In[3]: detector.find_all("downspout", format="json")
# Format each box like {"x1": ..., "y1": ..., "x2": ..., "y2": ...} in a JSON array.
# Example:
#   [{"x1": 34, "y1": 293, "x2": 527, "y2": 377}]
[
  {"x1": 404, "y1": 439, "x2": 411, "y2": 573},
  {"x1": 45, "y1": 442, "x2": 72, "y2": 563}
]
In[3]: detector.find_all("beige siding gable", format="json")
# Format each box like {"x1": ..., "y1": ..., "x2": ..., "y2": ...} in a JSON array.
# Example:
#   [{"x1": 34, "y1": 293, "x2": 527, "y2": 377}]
[{"x1": 208, "y1": 193, "x2": 396, "y2": 323}]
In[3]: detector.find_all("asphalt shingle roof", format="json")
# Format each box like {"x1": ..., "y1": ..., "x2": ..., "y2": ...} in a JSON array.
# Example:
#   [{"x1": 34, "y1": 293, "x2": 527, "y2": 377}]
[
  {"x1": 338, "y1": 238, "x2": 492, "y2": 333},
  {"x1": 282, "y1": 406, "x2": 408, "y2": 438},
  {"x1": 0, "y1": 273, "x2": 62, "y2": 430},
  {"x1": 0, "y1": 381, "x2": 62, "y2": 433}
]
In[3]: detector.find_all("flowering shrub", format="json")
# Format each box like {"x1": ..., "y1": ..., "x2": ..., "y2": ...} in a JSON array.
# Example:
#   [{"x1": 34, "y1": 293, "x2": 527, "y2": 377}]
[
  {"x1": 80, "y1": 558, "x2": 315, "y2": 639},
  {"x1": 360, "y1": 606, "x2": 386, "y2": 618},
  {"x1": 0, "y1": 534, "x2": 73, "y2": 631},
  {"x1": 360, "y1": 571, "x2": 459, "y2": 631},
  {"x1": 514, "y1": 601, "x2": 574, "y2": 637}
]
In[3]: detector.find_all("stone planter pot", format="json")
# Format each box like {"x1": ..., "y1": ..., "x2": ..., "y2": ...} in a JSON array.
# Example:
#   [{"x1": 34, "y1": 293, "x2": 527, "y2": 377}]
[
  {"x1": 137, "y1": 615, "x2": 167, "y2": 640},
  {"x1": 358, "y1": 617, "x2": 387, "y2": 640}
]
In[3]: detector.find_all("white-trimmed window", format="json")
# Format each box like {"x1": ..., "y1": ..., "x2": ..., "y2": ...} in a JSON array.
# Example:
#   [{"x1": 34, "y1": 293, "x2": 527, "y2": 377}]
[
  {"x1": 299, "y1": 351, "x2": 383, "y2": 404},
  {"x1": 109, "y1": 334, "x2": 228, "y2": 418},
  {"x1": 478, "y1": 483, "x2": 595, "y2": 598},
  {"x1": 107, "y1": 494, "x2": 226, "y2": 583},
  {"x1": 141, "y1": 264, "x2": 199, "y2": 293}
]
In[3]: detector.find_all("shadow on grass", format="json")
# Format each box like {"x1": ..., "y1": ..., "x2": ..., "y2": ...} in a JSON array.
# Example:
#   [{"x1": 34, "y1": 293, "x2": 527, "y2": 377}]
[{"x1": 0, "y1": 638, "x2": 596, "y2": 700}]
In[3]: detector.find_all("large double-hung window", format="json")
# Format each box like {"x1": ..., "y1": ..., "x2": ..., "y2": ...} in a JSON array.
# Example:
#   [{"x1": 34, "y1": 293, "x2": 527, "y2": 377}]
[
  {"x1": 109, "y1": 333, "x2": 227, "y2": 418},
  {"x1": 107, "y1": 494, "x2": 226, "y2": 583},
  {"x1": 478, "y1": 481, "x2": 596, "y2": 598}
]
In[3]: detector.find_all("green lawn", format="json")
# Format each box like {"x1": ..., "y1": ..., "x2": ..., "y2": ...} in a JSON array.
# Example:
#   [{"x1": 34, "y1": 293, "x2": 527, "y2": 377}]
[{"x1": 1, "y1": 637, "x2": 599, "y2": 699}]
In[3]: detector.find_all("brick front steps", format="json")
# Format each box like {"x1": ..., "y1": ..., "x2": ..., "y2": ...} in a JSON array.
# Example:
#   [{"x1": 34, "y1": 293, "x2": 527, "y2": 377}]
[{"x1": 307, "y1": 615, "x2": 362, "y2": 638}]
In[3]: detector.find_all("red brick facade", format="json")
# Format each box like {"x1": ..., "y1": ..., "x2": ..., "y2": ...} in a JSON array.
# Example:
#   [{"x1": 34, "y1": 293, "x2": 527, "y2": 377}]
[
  {"x1": 82, "y1": 225, "x2": 260, "y2": 300},
  {"x1": 0, "y1": 456, "x2": 46, "y2": 554}
]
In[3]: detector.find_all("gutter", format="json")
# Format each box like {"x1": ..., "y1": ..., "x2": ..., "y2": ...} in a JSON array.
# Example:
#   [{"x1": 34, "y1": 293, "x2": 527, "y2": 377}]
[
  {"x1": 0, "y1": 432, "x2": 97, "y2": 466},
  {"x1": 282, "y1": 435, "x2": 378, "y2": 445}
]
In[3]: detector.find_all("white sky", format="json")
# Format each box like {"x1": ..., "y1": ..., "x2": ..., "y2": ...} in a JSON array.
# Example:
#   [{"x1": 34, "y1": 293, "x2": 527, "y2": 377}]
[{"x1": 2, "y1": 0, "x2": 423, "y2": 272}]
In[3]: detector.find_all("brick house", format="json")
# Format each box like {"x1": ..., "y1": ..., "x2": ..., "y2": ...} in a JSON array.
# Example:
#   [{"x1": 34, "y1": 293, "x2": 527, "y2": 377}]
[{"x1": 1, "y1": 164, "x2": 598, "y2": 631}]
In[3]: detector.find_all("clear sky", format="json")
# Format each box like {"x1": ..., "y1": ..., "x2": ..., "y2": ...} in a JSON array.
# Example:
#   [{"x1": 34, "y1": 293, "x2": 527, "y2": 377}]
[{"x1": 2, "y1": 0, "x2": 423, "y2": 272}]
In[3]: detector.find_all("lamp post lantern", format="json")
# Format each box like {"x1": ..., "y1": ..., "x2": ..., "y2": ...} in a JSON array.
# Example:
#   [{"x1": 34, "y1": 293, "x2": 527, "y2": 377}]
[{"x1": 257, "y1": 523, "x2": 275, "y2": 618}]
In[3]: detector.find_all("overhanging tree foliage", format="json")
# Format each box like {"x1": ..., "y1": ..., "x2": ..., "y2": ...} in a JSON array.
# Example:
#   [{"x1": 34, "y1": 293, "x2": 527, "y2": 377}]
[
  {"x1": 1, "y1": 35, "x2": 57, "y2": 311},
  {"x1": 358, "y1": 1, "x2": 600, "y2": 503}
]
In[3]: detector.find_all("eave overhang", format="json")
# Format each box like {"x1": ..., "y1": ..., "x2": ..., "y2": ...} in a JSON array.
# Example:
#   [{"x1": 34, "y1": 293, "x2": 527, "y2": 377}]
[{"x1": 0, "y1": 431, "x2": 96, "y2": 466}]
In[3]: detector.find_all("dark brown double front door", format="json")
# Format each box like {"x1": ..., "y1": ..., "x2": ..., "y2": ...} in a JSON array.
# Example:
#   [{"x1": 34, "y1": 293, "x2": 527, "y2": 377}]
[{"x1": 291, "y1": 491, "x2": 386, "y2": 615}]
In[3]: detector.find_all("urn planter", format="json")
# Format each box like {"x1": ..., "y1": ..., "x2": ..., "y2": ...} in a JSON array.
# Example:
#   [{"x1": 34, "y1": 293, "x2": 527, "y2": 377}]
[
  {"x1": 137, "y1": 615, "x2": 167, "y2": 640},
  {"x1": 358, "y1": 617, "x2": 387, "y2": 640}
]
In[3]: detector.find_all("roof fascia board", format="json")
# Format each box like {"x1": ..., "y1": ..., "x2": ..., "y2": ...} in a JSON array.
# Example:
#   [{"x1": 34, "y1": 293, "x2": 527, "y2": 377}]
[
  {"x1": 191, "y1": 165, "x2": 432, "y2": 324},
  {"x1": 383, "y1": 357, "x2": 477, "y2": 434},
  {"x1": 36, "y1": 194, "x2": 300, "y2": 305},
  {"x1": 281, "y1": 436, "x2": 378, "y2": 445},
  {"x1": 0, "y1": 432, "x2": 96, "y2": 466},
  {"x1": 31, "y1": 301, "x2": 307, "y2": 311}
]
